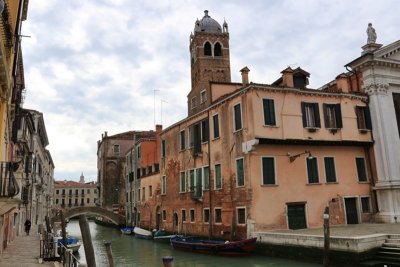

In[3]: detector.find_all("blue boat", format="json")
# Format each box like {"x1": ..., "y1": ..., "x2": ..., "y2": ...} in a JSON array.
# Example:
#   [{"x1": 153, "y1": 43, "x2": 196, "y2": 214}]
[
  {"x1": 56, "y1": 236, "x2": 82, "y2": 253},
  {"x1": 120, "y1": 227, "x2": 134, "y2": 235}
]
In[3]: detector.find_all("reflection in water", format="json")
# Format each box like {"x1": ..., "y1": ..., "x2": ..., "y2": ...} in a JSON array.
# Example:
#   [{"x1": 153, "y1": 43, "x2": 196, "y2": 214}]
[{"x1": 67, "y1": 220, "x2": 319, "y2": 267}]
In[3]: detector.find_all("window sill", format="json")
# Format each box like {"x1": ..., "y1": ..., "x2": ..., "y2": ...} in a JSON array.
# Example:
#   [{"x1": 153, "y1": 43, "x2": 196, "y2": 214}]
[
  {"x1": 263, "y1": 124, "x2": 278, "y2": 128},
  {"x1": 233, "y1": 129, "x2": 243, "y2": 134},
  {"x1": 214, "y1": 188, "x2": 222, "y2": 191},
  {"x1": 359, "y1": 129, "x2": 371, "y2": 134},
  {"x1": 236, "y1": 224, "x2": 246, "y2": 227},
  {"x1": 212, "y1": 137, "x2": 220, "y2": 141},
  {"x1": 261, "y1": 184, "x2": 278, "y2": 187},
  {"x1": 236, "y1": 185, "x2": 245, "y2": 188},
  {"x1": 325, "y1": 182, "x2": 338, "y2": 184},
  {"x1": 358, "y1": 181, "x2": 369, "y2": 184},
  {"x1": 214, "y1": 222, "x2": 222, "y2": 225},
  {"x1": 305, "y1": 127, "x2": 320, "y2": 132},
  {"x1": 179, "y1": 191, "x2": 186, "y2": 194},
  {"x1": 306, "y1": 183, "x2": 321, "y2": 186},
  {"x1": 179, "y1": 149, "x2": 186, "y2": 152}
]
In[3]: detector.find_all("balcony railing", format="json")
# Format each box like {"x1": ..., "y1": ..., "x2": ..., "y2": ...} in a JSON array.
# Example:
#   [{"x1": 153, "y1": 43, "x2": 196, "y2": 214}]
[{"x1": 0, "y1": 162, "x2": 19, "y2": 197}]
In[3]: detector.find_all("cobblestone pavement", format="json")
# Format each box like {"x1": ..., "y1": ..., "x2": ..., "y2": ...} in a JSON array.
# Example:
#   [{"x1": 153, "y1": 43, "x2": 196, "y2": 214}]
[
  {"x1": 270, "y1": 223, "x2": 400, "y2": 236},
  {"x1": 0, "y1": 228, "x2": 56, "y2": 267}
]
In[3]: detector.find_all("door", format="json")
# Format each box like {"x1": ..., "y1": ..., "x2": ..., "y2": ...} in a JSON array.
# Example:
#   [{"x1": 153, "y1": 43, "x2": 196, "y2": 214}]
[
  {"x1": 173, "y1": 213, "x2": 179, "y2": 233},
  {"x1": 345, "y1": 198, "x2": 359, "y2": 224},
  {"x1": 287, "y1": 203, "x2": 307, "y2": 230}
]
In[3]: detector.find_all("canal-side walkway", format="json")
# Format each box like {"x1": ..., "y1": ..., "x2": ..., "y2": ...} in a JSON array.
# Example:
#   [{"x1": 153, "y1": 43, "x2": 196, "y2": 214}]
[{"x1": 0, "y1": 227, "x2": 56, "y2": 267}]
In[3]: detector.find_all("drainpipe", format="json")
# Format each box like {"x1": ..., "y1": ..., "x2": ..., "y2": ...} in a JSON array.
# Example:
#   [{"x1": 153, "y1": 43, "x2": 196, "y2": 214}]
[
  {"x1": 345, "y1": 65, "x2": 359, "y2": 92},
  {"x1": 207, "y1": 109, "x2": 212, "y2": 239}
]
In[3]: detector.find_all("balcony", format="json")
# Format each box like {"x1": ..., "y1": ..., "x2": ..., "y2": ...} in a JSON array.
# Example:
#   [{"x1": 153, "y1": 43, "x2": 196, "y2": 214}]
[{"x1": 0, "y1": 162, "x2": 19, "y2": 198}]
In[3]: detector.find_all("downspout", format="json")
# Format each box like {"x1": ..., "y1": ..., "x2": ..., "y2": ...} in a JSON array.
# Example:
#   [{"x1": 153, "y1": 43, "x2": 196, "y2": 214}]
[
  {"x1": 345, "y1": 65, "x2": 359, "y2": 92},
  {"x1": 207, "y1": 109, "x2": 212, "y2": 239}
]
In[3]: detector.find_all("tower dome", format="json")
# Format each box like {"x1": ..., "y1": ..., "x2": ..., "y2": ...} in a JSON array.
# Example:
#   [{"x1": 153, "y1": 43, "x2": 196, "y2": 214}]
[{"x1": 194, "y1": 10, "x2": 222, "y2": 33}]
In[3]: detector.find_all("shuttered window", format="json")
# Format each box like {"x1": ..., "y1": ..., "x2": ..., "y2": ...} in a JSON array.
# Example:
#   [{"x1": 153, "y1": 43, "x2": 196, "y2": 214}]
[
  {"x1": 262, "y1": 157, "x2": 275, "y2": 185},
  {"x1": 393, "y1": 93, "x2": 400, "y2": 137},
  {"x1": 236, "y1": 158, "x2": 244, "y2": 186},
  {"x1": 324, "y1": 157, "x2": 337, "y2": 183},
  {"x1": 215, "y1": 164, "x2": 222, "y2": 190},
  {"x1": 180, "y1": 130, "x2": 185, "y2": 150},
  {"x1": 323, "y1": 103, "x2": 342, "y2": 129},
  {"x1": 213, "y1": 114, "x2": 220, "y2": 139},
  {"x1": 180, "y1": 171, "x2": 186, "y2": 193},
  {"x1": 307, "y1": 157, "x2": 319, "y2": 184},
  {"x1": 263, "y1": 99, "x2": 276, "y2": 126},
  {"x1": 356, "y1": 157, "x2": 367, "y2": 182},
  {"x1": 355, "y1": 106, "x2": 372, "y2": 130},
  {"x1": 301, "y1": 102, "x2": 321, "y2": 128},
  {"x1": 233, "y1": 103, "x2": 242, "y2": 131}
]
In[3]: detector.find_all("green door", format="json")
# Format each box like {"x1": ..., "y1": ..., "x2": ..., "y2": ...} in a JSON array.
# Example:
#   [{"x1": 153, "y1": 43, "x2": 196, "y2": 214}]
[{"x1": 287, "y1": 203, "x2": 307, "y2": 230}]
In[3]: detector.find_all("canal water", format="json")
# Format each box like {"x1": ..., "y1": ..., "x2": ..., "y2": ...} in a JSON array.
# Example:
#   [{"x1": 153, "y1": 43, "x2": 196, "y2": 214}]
[{"x1": 67, "y1": 220, "x2": 319, "y2": 267}]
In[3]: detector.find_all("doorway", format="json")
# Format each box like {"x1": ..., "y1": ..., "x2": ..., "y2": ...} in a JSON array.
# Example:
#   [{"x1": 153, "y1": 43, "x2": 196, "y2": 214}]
[
  {"x1": 173, "y1": 212, "x2": 179, "y2": 233},
  {"x1": 345, "y1": 197, "x2": 359, "y2": 224},
  {"x1": 287, "y1": 203, "x2": 307, "y2": 230}
]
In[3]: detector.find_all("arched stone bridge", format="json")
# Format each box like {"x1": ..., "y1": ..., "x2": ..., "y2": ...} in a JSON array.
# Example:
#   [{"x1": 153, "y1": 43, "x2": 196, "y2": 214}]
[{"x1": 51, "y1": 206, "x2": 125, "y2": 226}]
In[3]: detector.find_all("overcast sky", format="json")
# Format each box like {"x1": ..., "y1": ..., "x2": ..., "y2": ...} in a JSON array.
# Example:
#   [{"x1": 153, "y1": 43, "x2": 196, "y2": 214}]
[{"x1": 21, "y1": 0, "x2": 398, "y2": 182}]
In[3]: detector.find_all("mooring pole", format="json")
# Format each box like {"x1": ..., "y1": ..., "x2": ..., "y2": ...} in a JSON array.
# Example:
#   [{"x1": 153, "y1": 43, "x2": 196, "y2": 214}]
[
  {"x1": 323, "y1": 206, "x2": 330, "y2": 267},
  {"x1": 79, "y1": 215, "x2": 96, "y2": 267},
  {"x1": 104, "y1": 241, "x2": 115, "y2": 267},
  {"x1": 59, "y1": 210, "x2": 67, "y2": 248}
]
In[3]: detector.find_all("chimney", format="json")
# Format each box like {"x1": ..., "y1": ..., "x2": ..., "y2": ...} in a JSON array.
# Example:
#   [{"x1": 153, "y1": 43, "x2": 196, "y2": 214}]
[
  {"x1": 281, "y1": 67, "x2": 294, "y2": 87},
  {"x1": 240, "y1": 66, "x2": 250, "y2": 85},
  {"x1": 336, "y1": 73, "x2": 349, "y2": 93},
  {"x1": 105, "y1": 131, "x2": 108, "y2": 137}
]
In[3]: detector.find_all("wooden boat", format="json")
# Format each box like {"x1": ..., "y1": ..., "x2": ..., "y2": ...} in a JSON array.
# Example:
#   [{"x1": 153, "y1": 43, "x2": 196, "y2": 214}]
[
  {"x1": 153, "y1": 235, "x2": 179, "y2": 243},
  {"x1": 133, "y1": 227, "x2": 153, "y2": 240},
  {"x1": 56, "y1": 236, "x2": 82, "y2": 254},
  {"x1": 170, "y1": 236, "x2": 257, "y2": 255},
  {"x1": 120, "y1": 227, "x2": 134, "y2": 235}
]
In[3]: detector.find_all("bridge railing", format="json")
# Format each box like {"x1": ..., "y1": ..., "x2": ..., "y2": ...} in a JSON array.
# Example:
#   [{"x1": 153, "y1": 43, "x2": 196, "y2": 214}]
[{"x1": 59, "y1": 242, "x2": 80, "y2": 267}]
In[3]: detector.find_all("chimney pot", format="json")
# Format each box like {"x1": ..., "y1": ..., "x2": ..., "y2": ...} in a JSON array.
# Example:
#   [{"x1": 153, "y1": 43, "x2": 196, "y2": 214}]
[{"x1": 240, "y1": 66, "x2": 250, "y2": 85}]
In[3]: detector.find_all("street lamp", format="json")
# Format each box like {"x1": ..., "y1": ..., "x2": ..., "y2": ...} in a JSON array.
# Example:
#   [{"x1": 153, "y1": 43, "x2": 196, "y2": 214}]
[{"x1": 288, "y1": 150, "x2": 314, "y2": 163}]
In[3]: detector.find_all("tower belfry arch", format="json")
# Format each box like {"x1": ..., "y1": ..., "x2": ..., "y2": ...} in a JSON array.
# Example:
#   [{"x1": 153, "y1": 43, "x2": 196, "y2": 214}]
[{"x1": 188, "y1": 10, "x2": 231, "y2": 116}]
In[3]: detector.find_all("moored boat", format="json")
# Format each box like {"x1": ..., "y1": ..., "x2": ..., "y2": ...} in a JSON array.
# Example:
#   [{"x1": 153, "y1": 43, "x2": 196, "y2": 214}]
[
  {"x1": 120, "y1": 227, "x2": 134, "y2": 235},
  {"x1": 153, "y1": 235, "x2": 179, "y2": 243},
  {"x1": 170, "y1": 236, "x2": 257, "y2": 255},
  {"x1": 133, "y1": 227, "x2": 153, "y2": 240},
  {"x1": 56, "y1": 236, "x2": 82, "y2": 254}
]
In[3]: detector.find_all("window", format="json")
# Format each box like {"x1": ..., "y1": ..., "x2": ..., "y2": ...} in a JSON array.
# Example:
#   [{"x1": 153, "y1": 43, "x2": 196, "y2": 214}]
[
  {"x1": 189, "y1": 169, "x2": 195, "y2": 192},
  {"x1": 201, "y1": 120, "x2": 209, "y2": 142},
  {"x1": 81, "y1": 198, "x2": 84, "y2": 205},
  {"x1": 142, "y1": 167, "x2": 146, "y2": 176},
  {"x1": 62, "y1": 189, "x2": 65, "y2": 195},
  {"x1": 233, "y1": 103, "x2": 242, "y2": 131},
  {"x1": 355, "y1": 106, "x2": 372, "y2": 130},
  {"x1": 200, "y1": 90, "x2": 207, "y2": 103},
  {"x1": 56, "y1": 199, "x2": 59, "y2": 204},
  {"x1": 356, "y1": 157, "x2": 367, "y2": 182},
  {"x1": 215, "y1": 208, "x2": 222, "y2": 224},
  {"x1": 149, "y1": 185, "x2": 152, "y2": 197},
  {"x1": 324, "y1": 157, "x2": 337, "y2": 183},
  {"x1": 213, "y1": 114, "x2": 220, "y2": 139},
  {"x1": 161, "y1": 176, "x2": 166, "y2": 194},
  {"x1": 162, "y1": 210, "x2": 167, "y2": 221},
  {"x1": 75, "y1": 189, "x2": 78, "y2": 195},
  {"x1": 191, "y1": 96, "x2": 197, "y2": 109},
  {"x1": 142, "y1": 187, "x2": 145, "y2": 201},
  {"x1": 113, "y1": 144, "x2": 120, "y2": 154},
  {"x1": 203, "y1": 166, "x2": 209, "y2": 190},
  {"x1": 393, "y1": 93, "x2": 400, "y2": 137},
  {"x1": 215, "y1": 164, "x2": 222, "y2": 190},
  {"x1": 137, "y1": 145, "x2": 141, "y2": 158},
  {"x1": 194, "y1": 168, "x2": 203, "y2": 197},
  {"x1": 203, "y1": 208, "x2": 210, "y2": 223},
  {"x1": 236, "y1": 158, "x2": 244, "y2": 187},
  {"x1": 81, "y1": 189, "x2": 84, "y2": 195},
  {"x1": 182, "y1": 209, "x2": 186, "y2": 222},
  {"x1": 323, "y1": 103, "x2": 342, "y2": 129},
  {"x1": 214, "y1": 42, "x2": 222, "y2": 56},
  {"x1": 154, "y1": 164, "x2": 159, "y2": 172},
  {"x1": 301, "y1": 102, "x2": 321, "y2": 128},
  {"x1": 69, "y1": 189, "x2": 72, "y2": 195},
  {"x1": 62, "y1": 199, "x2": 65, "y2": 205},
  {"x1": 137, "y1": 168, "x2": 141, "y2": 179},
  {"x1": 161, "y1": 140, "x2": 166, "y2": 158},
  {"x1": 87, "y1": 189, "x2": 90, "y2": 194},
  {"x1": 204, "y1": 41, "x2": 212, "y2": 56},
  {"x1": 94, "y1": 189, "x2": 97, "y2": 194},
  {"x1": 190, "y1": 209, "x2": 195, "y2": 222},
  {"x1": 263, "y1": 99, "x2": 276, "y2": 126},
  {"x1": 307, "y1": 157, "x2": 319, "y2": 184},
  {"x1": 262, "y1": 157, "x2": 275, "y2": 185},
  {"x1": 75, "y1": 199, "x2": 78, "y2": 205},
  {"x1": 87, "y1": 198, "x2": 90, "y2": 204},
  {"x1": 180, "y1": 171, "x2": 186, "y2": 193},
  {"x1": 361, "y1": 197, "x2": 371, "y2": 213},
  {"x1": 56, "y1": 189, "x2": 59, "y2": 194},
  {"x1": 138, "y1": 189, "x2": 141, "y2": 202},
  {"x1": 180, "y1": 130, "x2": 185, "y2": 150},
  {"x1": 237, "y1": 208, "x2": 246, "y2": 225}
]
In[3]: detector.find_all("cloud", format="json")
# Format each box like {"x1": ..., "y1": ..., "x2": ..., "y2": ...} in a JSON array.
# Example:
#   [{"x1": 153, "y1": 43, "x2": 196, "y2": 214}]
[{"x1": 21, "y1": 0, "x2": 400, "y2": 181}]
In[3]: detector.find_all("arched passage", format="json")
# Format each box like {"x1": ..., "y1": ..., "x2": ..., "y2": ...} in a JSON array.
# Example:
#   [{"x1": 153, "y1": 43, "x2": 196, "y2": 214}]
[{"x1": 51, "y1": 207, "x2": 125, "y2": 226}]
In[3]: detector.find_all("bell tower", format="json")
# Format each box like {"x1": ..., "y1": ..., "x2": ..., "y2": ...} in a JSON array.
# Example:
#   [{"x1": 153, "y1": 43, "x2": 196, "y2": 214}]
[{"x1": 188, "y1": 10, "x2": 231, "y2": 116}]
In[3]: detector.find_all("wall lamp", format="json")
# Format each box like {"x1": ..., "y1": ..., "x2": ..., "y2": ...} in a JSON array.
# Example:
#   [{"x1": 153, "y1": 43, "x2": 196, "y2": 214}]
[{"x1": 288, "y1": 150, "x2": 314, "y2": 163}]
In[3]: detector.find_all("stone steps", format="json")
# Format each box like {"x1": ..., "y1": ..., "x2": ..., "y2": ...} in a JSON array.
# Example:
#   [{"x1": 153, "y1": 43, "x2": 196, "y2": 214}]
[{"x1": 374, "y1": 236, "x2": 400, "y2": 265}]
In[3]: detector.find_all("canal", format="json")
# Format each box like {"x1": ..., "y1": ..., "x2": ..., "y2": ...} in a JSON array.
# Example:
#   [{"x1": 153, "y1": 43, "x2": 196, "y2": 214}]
[{"x1": 67, "y1": 220, "x2": 319, "y2": 267}]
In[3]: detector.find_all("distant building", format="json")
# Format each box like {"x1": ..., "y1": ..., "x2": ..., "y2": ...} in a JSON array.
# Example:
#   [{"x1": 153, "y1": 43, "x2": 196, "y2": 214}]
[
  {"x1": 53, "y1": 174, "x2": 97, "y2": 209},
  {"x1": 97, "y1": 130, "x2": 156, "y2": 213}
]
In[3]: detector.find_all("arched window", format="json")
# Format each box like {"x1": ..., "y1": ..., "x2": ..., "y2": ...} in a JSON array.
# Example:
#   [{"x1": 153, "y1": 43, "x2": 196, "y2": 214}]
[
  {"x1": 204, "y1": 42, "x2": 212, "y2": 56},
  {"x1": 214, "y1": 42, "x2": 222, "y2": 56}
]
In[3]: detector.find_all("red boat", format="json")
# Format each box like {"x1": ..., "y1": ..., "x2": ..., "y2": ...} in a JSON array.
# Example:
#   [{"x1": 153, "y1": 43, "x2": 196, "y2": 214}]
[{"x1": 170, "y1": 236, "x2": 257, "y2": 255}]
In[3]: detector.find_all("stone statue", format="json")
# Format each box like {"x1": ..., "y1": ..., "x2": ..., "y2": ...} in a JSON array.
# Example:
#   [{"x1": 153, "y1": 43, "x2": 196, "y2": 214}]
[{"x1": 367, "y1": 23, "x2": 377, "y2": 44}]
